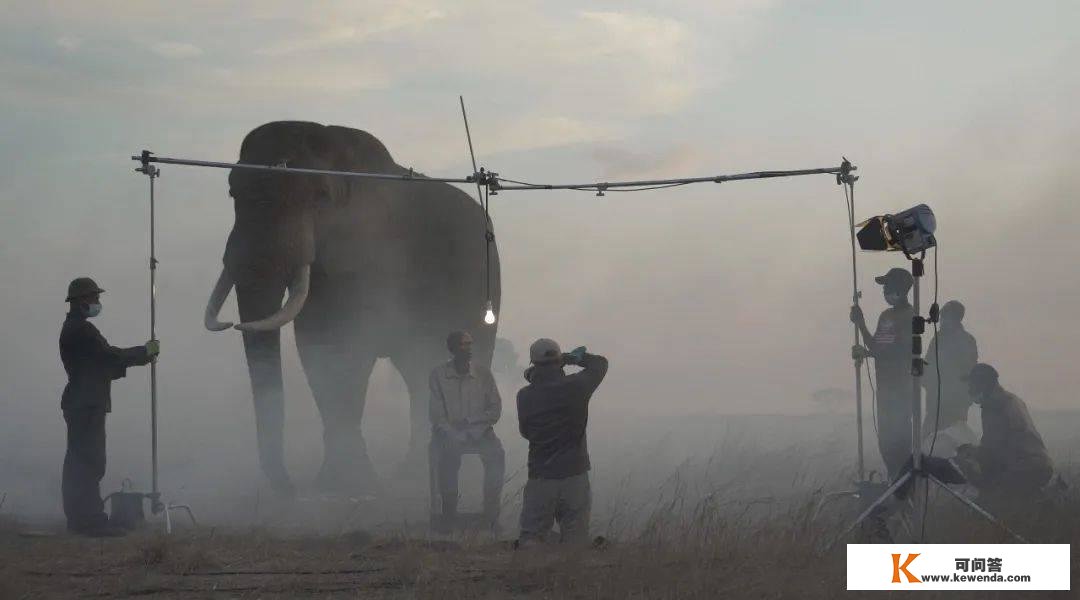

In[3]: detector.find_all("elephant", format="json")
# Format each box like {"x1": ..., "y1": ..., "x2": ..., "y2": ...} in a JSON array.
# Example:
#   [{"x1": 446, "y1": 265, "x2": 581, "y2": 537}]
[{"x1": 203, "y1": 121, "x2": 501, "y2": 495}]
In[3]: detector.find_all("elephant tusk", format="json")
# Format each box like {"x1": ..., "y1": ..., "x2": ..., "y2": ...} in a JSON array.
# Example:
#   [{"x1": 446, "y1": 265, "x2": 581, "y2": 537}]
[
  {"x1": 204, "y1": 267, "x2": 236, "y2": 332},
  {"x1": 234, "y1": 264, "x2": 311, "y2": 332}
]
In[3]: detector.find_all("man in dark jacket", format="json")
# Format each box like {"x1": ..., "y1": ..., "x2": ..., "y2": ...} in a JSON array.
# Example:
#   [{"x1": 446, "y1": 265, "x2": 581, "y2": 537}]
[
  {"x1": 516, "y1": 339, "x2": 608, "y2": 545},
  {"x1": 851, "y1": 267, "x2": 915, "y2": 478},
  {"x1": 59, "y1": 277, "x2": 158, "y2": 536},
  {"x1": 922, "y1": 300, "x2": 979, "y2": 436},
  {"x1": 956, "y1": 363, "x2": 1053, "y2": 511}
]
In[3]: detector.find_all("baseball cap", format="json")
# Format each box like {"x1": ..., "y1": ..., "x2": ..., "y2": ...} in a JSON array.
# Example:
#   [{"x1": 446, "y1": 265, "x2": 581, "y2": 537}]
[
  {"x1": 874, "y1": 268, "x2": 913, "y2": 292},
  {"x1": 529, "y1": 338, "x2": 562, "y2": 364},
  {"x1": 66, "y1": 277, "x2": 105, "y2": 302}
]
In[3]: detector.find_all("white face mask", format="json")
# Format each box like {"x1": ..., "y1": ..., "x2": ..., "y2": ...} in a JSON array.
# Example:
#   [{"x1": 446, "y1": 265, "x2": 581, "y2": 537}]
[{"x1": 86, "y1": 303, "x2": 102, "y2": 318}]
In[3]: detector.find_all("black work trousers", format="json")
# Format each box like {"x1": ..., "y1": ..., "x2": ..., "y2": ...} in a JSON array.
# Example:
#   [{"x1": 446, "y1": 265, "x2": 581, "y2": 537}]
[{"x1": 62, "y1": 408, "x2": 108, "y2": 530}]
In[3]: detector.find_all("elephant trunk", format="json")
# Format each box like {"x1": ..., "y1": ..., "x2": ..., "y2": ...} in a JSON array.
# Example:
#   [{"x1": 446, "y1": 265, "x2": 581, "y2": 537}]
[
  {"x1": 204, "y1": 267, "x2": 236, "y2": 332},
  {"x1": 233, "y1": 264, "x2": 311, "y2": 332}
]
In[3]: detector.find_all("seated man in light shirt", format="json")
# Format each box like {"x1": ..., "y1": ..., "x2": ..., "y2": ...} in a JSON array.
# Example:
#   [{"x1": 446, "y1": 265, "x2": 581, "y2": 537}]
[{"x1": 428, "y1": 330, "x2": 505, "y2": 531}]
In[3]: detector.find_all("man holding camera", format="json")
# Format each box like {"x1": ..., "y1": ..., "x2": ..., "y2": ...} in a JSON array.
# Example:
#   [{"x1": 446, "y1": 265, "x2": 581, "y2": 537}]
[
  {"x1": 850, "y1": 267, "x2": 915, "y2": 479},
  {"x1": 516, "y1": 339, "x2": 608, "y2": 546},
  {"x1": 59, "y1": 277, "x2": 159, "y2": 537}
]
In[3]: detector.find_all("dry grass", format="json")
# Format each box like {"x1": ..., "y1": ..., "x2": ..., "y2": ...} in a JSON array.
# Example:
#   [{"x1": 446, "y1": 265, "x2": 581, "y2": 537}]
[
  {"x1": 3, "y1": 426, "x2": 1076, "y2": 599},
  {"x1": 2, "y1": 474, "x2": 1076, "y2": 599}
]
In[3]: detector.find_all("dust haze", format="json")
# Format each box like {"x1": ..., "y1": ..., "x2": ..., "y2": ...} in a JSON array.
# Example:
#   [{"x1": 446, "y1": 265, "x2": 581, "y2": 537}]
[{"x1": 1, "y1": 2, "x2": 1078, "y2": 536}]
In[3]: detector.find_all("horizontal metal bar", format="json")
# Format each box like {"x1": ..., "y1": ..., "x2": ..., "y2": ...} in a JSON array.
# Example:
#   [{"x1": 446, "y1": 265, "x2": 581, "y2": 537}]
[
  {"x1": 494, "y1": 166, "x2": 851, "y2": 191},
  {"x1": 134, "y1": 151, "x2": 854, "y2": 195},
  {"x1": 132, "y1": 154, "x2": 475, "y2": 185}
]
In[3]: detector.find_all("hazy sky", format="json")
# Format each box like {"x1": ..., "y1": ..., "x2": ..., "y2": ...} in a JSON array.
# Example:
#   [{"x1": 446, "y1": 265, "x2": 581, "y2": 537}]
[{"x1": 1, "y1": 0, "x2": 1077, "y2": 452}]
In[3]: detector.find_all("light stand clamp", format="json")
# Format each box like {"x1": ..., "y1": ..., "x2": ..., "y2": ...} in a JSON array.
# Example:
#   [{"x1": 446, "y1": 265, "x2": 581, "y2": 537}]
[
  {"x1": 837, "y1": 156, "x2": 858, "y2": 186},
  {"x1": 466, "y1": 167, "x2": 502, "y2": 197}
]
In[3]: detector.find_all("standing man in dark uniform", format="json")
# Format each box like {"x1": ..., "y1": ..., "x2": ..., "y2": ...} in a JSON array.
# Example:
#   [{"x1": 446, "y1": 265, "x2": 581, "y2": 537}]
[
  {"x1": 59, "y1": 277, "x2": 158, "y2": 536},
  {"x1": 922, "y1": 300, "x2": 979, "y2": 435},
  {"x1": 851, "y1": 267, "x2": 915, "y2": 479}
]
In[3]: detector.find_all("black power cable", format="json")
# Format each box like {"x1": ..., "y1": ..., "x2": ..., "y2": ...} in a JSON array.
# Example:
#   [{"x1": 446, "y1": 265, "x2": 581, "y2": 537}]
[
  {"x1": 927, "y1": 244, "x2": 943, "y2": 457},
  {"x1": 867, "y1": 359, "x2": 879, "y2": 437},
  {"x1": 483, "y1": 184, "x2": 492, "y2": 306},
  {"x1": 920, "y1": 243, "x2": 943, "y2": 541},
  {"x1": 579, "y1": 182, "x2": 694, "y2": 193},
  {"x1": 459, "y1": 96, "x2": 496, "y2": 322},
  {"x1": 497, "y1": 175, "x2": 695, "y2": 194}
]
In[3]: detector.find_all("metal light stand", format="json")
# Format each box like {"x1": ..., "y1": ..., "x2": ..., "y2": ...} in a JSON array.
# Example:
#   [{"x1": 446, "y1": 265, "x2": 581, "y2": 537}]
[
  {"x1": 828, "y1": 256, "x2": 1024, "y2": 547},
  {"x1": 133, "y1": 151, "x2": 197, "y2": 534},
  {"x1": 812, "y1": 161, "x2": 890, "y2": 523}
]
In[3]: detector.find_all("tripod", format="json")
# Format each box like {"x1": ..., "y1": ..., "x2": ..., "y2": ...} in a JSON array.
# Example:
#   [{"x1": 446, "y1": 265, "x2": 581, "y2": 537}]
[{"x1": 829, "y1": 256, "x2": 1025, "y2": 547}]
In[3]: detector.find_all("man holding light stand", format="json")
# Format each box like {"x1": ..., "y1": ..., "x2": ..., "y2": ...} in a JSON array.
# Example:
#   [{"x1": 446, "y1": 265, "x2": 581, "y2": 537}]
[{"x1": 833, "y1": 204, "x2": 1030, "y2": 545}]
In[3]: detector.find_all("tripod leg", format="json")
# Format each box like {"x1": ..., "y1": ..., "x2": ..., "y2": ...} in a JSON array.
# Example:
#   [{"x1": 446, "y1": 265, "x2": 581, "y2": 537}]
[
  {"x1": 813, "y1": 490, "x2": 858, "y2": 522},
  {"x1": 926, "y1": 475, "x2": 1028, "y2": 543},
  {"x1": 169, "y1": 504, "x2": 198, "y2": 528},
  {"x1": 829, "y1": 472, "x2": 912, "y2": 550},
  {"x1": 896, "y1": 509, "x2": 916, "y2": 540}
]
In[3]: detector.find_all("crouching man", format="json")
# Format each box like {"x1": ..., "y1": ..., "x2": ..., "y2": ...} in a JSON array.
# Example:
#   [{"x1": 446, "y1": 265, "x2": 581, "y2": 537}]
[
  {"x1": 429, "y1": 331, "x2": 505, "y2": 531},
  {"x1": 955, "y1": 363, "x2": 1054, "y2": 512},
  {"x1": 516, "y1": 339, "x2": 608, "y2": 546}
]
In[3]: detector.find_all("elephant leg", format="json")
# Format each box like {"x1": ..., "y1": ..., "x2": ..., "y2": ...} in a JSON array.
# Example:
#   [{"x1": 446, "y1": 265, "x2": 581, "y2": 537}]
[
  {"x1": 390, "y1": 342, "x2": 446, "y2": 478},
  {"x1": 296, "y1": 332, "x2": 380, "y2": 495}
]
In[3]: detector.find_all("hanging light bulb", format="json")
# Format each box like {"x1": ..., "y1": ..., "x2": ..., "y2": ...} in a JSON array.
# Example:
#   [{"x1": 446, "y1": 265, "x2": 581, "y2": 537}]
[{"x1": 483, "y1": 300, "x2": 496, "y2": 325}]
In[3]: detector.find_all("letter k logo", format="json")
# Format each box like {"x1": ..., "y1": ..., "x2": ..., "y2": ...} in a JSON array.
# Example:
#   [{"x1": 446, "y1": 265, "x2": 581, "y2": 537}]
[{"x1": 892, "y1": 553, "x2": 921, "y2": 583}]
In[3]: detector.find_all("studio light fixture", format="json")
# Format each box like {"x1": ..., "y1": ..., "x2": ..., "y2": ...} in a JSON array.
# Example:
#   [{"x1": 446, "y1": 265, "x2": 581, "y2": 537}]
[{"x1": 856, "y1": 204, "x2": 937, "y2": 255}]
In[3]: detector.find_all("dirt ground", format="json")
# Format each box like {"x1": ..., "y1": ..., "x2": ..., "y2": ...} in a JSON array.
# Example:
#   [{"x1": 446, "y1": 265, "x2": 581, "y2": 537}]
[
  {"x1": 2, "y1": 492, "x2": 1076, "y2": 600},
  {"x1": 4, "y1": 414, "x2": 1077, "y2": 598}
]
